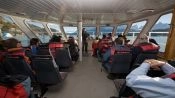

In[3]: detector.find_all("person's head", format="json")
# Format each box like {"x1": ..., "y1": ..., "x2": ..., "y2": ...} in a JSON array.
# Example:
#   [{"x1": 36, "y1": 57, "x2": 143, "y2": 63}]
[
  {"x1": 118, "y1": 34, "x2": 123, "y2": 38},
  {"x1": 108, "y1": 33, "x2": 112, "y2": 37},
  {"x1": 102, "y1": 34, "x2": 106, "y2": 39},
  {"x1": 68, "y1": 36, "x2": 75, "y2": 44},
  {"x1": 114, "y1": 37, "x2": 124, "y2": 45},
  {"x1": 30, "y1": 38, "x2": 39, "y2": 46},
  {"x1": 82, "y1": 28, "x2": 86, "y2": 32},
  {"x1": 95, "y1": 37, "x2": 99, "y2": 40},
  {"x1": 50, "y1": 35, "x2": 61, "y2": 42},
  {"x1": 5, "y1": 38, "x2": 21, "y2": 49},
  {"x1": 139, "y1": 34, "x2": 149, "y2": 44}
]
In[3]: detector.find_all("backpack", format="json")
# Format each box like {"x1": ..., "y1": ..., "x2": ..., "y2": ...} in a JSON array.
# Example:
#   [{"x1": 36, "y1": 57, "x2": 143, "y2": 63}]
[{"x1": 69, "y1": 44, "x2": 79, "y2": 61}]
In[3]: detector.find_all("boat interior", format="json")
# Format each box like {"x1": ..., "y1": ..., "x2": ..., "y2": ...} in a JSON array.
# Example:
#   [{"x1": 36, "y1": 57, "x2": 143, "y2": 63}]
[{"x1": 0, "y1": 0, "x2": 175, "y2": 98}]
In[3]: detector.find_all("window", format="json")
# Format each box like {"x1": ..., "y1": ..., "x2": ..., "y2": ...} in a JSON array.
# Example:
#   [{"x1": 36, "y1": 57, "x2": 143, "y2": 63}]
[
  {"x1": 63, "y1": 26, "x2": 77, "y2": 39},
  {"x1": 25, "y1": 20, "x2": 50, "y2": 43},
  {"x1": 47, "y1": 23, "x2": 66, "y2": 40},
  {"x1": 83, "y1": 27, "x2": 96, "y2": 38},
  {"x1": 100, "y1": 26, "x2": 113, "y2": 38},
  {"x1": 0, "y1": 15, "x2": 29, "y2": 47},
  {"x1": 149, "y1": 13, "x2": 173, "y2": 52},
  {"x1": 127, "y1": 20, "x2": 147, "y2": 44},
  {"x1": 116, "y1": 24, "x2": 127, "y2": 36}
]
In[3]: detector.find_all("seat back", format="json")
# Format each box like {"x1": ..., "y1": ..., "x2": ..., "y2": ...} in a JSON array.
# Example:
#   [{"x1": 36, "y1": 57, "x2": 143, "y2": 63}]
[
  {"x1": 132, "y1": 53, "x2": 157, "y2": 69},
  {"x1": 110, "y1": 53, "x2": 132, "y2": 74},
  {"x1": 37, "y1": 47, "x2": 50, "y2": 55},
  {"x1": 55, "y1": 48, "x2": 73, "y2": 69},
  {"x1": 3, "y1": 55, "x2": 35, "y2": 80},
  {"x1": 31, "y1": 56, "x2": 61, "y2": 85}
]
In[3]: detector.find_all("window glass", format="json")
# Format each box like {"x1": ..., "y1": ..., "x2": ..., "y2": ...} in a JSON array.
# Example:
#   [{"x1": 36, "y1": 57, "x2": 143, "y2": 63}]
[
  {"x1": 26, "y1": 20, "x2": 50, "y2": 43},
  {"x1": 149, "y1": 13, "x2": 173, "y2": 52},
  {"x1": 126, "y1": 21, "x2": 147, "y2": 44},
  {"x1": 63, "y1": 26, "x2": 77, "y2": 39},
  {"x1": 100, "y1": 26, "x2": 113, "y2": 38},
  {"x1": 83, "y1": 27, "x2": 96, "y2": 38},
  {"x1": 116, "y1": 25, "x2": 127, "y2": 36},
  {"x1": 47, "y1": 23, "x2": 66, "y2": 40},
  {"x1": 0, "y1": 15, "x2": 29, "y2": 46}
]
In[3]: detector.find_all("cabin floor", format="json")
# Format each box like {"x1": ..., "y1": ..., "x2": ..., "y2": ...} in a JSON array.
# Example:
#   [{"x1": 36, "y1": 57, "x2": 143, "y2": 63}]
[{"x1": 45, "y1": 55, "x2": 116, "y2": 98}]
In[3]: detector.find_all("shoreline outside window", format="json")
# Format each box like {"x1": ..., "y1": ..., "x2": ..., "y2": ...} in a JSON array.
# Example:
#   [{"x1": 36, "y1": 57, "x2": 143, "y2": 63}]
[
  {"x1": 63, "y1": 26, "x2": 78, "y2": 39},
  {"x1": 116, "y1": 24, "x2": 127, "y2": 36},
  {"x1": 83, "y1": 27, "x2": 96, "y2": 38},
  {"x1": 47, "y1": 23, "x2": 66, "y2": 40},
  {"x1": 100, "y1": 26, "x2": 114, "y2": 38},
  {"x1": 148, "y1": 13, "x2": 173, "y2": 52},
  {"x1": 126, "y1": 20, "x2": 147, "y2": 44},
  {"x1": 25, "y1": 20, "x2": 50, "y2": 43},
  {"x1": 0, "y1": 15, "x2": 29, "y2": 47}
]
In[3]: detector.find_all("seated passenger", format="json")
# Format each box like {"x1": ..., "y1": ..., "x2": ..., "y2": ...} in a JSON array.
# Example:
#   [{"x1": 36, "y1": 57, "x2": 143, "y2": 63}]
[
  {"x1": 92, "y1": 37, "x2": 99, "y2": 57},
  {"x1": 131, "y1": 35, "x2": 159, "y2": 64},
  {"x1": 30, "y1": 38, "x2": 39, "y2": 55},
  {"x1": 126, "y1": 59, "x2": 175, "y2": 98},
  {"x1": 49, "y1": 35, "x2": 63, "y2": 58},
  {"x1": 68, "y1": 36, "x2": 79, "y2": 61},
  {"x1": 103, "y1": 37, "x2": 130, "y2": 64},
  {"x1": 5, "y1": 38, "x2": 31, "y2": 64}
]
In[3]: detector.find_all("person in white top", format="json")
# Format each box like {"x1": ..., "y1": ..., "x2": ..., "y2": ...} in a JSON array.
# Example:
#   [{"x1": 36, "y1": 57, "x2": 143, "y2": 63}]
[{"x1": 126, "y1": 59, "x2": 175, "y2": 98}]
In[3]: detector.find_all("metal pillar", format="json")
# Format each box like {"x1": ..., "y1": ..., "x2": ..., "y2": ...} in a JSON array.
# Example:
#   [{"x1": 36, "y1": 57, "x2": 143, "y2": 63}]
[{"x1": 78, "y1": 20, "x2": 83, "y2": 61}]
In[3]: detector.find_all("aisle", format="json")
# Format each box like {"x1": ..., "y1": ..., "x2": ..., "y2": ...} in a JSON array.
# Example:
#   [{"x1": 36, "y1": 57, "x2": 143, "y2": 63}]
[{"x1": 46, "y1": 56, "x2": 116, "y2": 98}]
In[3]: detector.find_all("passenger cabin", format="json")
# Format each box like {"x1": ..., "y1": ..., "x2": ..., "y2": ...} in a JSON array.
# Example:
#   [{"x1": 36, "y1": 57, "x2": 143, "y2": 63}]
[{"x1": 0, "y1": 0, "x2": 174, "y2": 98}]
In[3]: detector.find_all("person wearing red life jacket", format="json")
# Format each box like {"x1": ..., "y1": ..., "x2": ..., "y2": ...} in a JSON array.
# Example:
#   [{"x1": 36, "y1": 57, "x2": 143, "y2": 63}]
[
  {"x1": 49, "y1": 35, "x2": 64, "y2": 58},
  {"x1": 131, "y1": 35, "x2": 159, "y2": 65},
  {"x1": 5, "y1": 38, "x2": 31, "y2": 64},
  {"x1": 126, "y1": 59, "x2": 175, "y2": 98}
]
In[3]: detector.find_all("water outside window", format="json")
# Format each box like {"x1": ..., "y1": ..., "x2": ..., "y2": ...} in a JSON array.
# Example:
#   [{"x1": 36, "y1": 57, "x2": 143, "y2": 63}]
[
  {"x1": 63, "y1": 26, "x2": 78, "y2": 39},
  {"x1": 148, "y1": 13, "x2": 173, "y2": 52},
  {"x1": 25, "y1": 20, "x2": 50, "y2": 43},
  {"x1": 0, "y1": 15, "x2": 29, "y2": 47},
  {"x1": 116, "y1": 24, "x2": 127, "y2": 36},
  {"x1": 83, "y1": 27, "x2": 96, "y2": 38},
  {"x1": 127, "y1": 20, "x2": 147, "y2": 44}
]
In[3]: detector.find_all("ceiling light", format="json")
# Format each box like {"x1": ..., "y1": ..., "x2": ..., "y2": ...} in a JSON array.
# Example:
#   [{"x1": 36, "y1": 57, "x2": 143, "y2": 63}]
[{"x1": 140, "y1": 9, "x2": 155, "y2": 13}]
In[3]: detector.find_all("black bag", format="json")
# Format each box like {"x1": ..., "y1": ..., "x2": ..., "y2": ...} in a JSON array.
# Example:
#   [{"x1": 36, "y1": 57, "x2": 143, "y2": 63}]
[{"x1": 69, "y1": 44, "x2": 79, "y2": 61}]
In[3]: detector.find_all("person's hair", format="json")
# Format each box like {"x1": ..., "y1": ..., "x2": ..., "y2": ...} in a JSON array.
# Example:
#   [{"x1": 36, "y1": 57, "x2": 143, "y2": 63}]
[
  {"x1": 118, "y1": 34, "x2": 123, "y2": 38},
  {"x1": 68, "y1": 36, "x2": 75, "y2": 44},
  {"x1": 95, "y1": 37, "x2": 99, "y2": 40},
  {"x1": 115, "y1": 37, "x2": 124, "y2": 45},
  {"x1": 50, "y1": 35, "x2": 61, "y2": 42},
  {"x1": 102, "y1": 34, "x2": 106, "y2": 39},
  {"x1": 30, "y1": 38, "x2": 39, "y2": 45},
  {"x1": 108, "y1": 33, "x2": 112, "y2": 37},
  {"x1": 5, "y1": 38, "x2": 20, "y2": 49}
]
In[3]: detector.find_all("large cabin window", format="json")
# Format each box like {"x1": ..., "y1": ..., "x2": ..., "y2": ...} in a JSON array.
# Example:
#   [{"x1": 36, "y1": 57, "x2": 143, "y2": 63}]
[
  {"x1": 0, "y1": 15, "x2": 29, "y2": 47},
  {"x1": 100, "y1": 26, "x2": 114, "y2": 38},
  {"x1": 116, "y1": 24, "x2": 127, "y2": 36},
  {"x1": 25, "y1": 20, "x2": 50, "y2": 43},
  {"x1": 83, "y1": 27, "x2": 96, "y2": 38},
  {"x1": 63, "y1": 26, "x2": 77, "y2": 39},
  {"x1": 148, "y1": 13, "x2": 173, "y2": 52},
  {"x1": 127, "y1": 20, "x2": 147, "y2": 44},
  {"x1": 47, "y1": 23, "x2": 66, "y2": 40}
]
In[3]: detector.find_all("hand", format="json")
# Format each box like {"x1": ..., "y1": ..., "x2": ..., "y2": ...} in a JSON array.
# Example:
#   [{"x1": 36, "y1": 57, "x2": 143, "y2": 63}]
[{"x1": 144, "y1": 59, "x2": 166, "y2": 70}]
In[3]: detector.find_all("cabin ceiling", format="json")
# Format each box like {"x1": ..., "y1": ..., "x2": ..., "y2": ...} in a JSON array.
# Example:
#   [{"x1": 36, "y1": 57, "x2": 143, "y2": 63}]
[{"x1": 0, "y1": 0, "x2": 174, "y2": 25}]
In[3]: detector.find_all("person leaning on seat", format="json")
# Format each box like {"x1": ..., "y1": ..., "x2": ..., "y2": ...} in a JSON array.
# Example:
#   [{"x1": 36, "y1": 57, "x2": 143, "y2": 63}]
[{"x1": 126, "y1": 59, "x2": 175, "y2": 98}]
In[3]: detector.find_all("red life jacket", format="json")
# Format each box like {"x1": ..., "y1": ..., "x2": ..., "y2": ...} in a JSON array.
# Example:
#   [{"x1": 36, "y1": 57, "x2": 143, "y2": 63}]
[
  {"x1": 139, "y1": 43, "x2": 159, "y2": 52},
  {"x1": 0, "y1": 83, "x2": 28, "y2": 98},
  {"x1": 49, "y1": 42, "x2": 63, "y2": 58}
]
